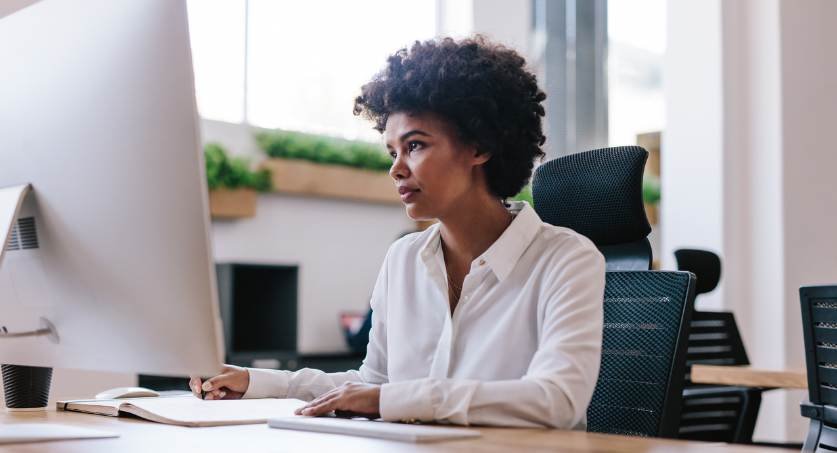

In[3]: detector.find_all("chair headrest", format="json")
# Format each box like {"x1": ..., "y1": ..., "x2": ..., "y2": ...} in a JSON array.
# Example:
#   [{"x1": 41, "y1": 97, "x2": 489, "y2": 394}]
[
  {"x1": 674, "y1": 249, "x2": 721, "y2": 294},
  {"x1": 532, "y1": 146, "x2": 652, "y2": 246}
]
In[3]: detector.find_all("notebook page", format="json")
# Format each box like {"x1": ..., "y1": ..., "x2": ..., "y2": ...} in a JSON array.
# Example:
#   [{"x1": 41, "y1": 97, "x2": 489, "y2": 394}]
[{"x1": 122, "y1": 396, "x2": 306, "y2": 427}]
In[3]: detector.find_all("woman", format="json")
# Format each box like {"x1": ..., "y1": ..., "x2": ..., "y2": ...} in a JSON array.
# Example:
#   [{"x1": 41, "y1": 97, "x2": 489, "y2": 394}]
[{"x1": 191, "y1": 36, "x2": 605, "y2": 429}]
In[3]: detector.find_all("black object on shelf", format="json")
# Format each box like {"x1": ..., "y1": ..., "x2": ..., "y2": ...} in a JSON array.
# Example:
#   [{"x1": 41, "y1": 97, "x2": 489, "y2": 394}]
[
  {"x1": 216, "y1": 262, "x2": 298, "y2": 358},
  {"x1": 2, "y1": 364, "x2": 52, "y2": 409}
]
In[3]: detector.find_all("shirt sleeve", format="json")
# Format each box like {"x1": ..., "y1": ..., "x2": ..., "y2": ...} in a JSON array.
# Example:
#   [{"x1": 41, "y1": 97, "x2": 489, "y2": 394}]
[
  {"x1": 378, "y1": 242, "x2": 605, "y2": 428},
  {"x1": 242, "y1": 245, "x2": 391, "y2": 401}
]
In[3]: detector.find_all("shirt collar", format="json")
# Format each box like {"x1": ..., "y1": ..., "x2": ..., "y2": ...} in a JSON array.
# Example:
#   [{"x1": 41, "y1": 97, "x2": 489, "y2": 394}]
[
  {"x1": 481, "y1": 201, "x2": 542, "y2": 281},
  {"x1": 418, "y1": 201, "x2": 543, "y2": 282}
]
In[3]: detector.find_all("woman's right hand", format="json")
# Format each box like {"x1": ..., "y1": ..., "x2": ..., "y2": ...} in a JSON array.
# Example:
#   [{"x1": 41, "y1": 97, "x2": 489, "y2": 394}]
[{"x1": 190, "y1": 364, "x2": 250, "y2": 400}]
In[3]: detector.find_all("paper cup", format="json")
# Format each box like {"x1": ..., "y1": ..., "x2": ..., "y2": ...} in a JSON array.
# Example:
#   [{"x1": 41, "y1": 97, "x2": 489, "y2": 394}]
[{"x1": 2, "y1": 364, "x2": 52, "y2": 410}]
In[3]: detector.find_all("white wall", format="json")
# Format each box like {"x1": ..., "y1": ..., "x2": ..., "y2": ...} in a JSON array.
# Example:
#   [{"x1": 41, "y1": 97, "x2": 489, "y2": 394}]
[
  {"x1": 665, "y1": 0, "x2": 837, "y2": 442},
  {"x1": 661, "y1": 0, "x2": 724, "y2": 309},
  {"x1": 777, "y1": 0, "x2": 837, "y2": 439},
  {"x1": 212, "y1": 195, "x2": 414, "y2": 354}
]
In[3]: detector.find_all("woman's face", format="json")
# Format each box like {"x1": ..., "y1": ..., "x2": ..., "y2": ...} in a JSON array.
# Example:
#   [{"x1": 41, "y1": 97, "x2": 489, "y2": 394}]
[{"x1": 384, "y1": 111, "x2": 490, "y2": 220}]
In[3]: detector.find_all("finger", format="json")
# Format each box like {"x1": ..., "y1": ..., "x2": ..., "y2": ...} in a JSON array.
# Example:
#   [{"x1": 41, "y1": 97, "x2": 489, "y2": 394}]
[
  {"x1": 207, "y1": 389, "x2": 226, "y2": 399},
  {"x1": 302, "y1": 395, "x2": 343, "y2": 417},
  {"x1": 296, "y1": 392, "x2": 340, "y2": 415},
  {"x1": 189, "y1": 377, "x2": 202, "y2": 396},
  {"x1": 202, "y1": 372, "x2": 234, "y2": 392},
  {"x1": 301, "y1": 388, "x2": 341, "y2": 410},
  {"x1": 220, "y1": 390, "x2": 243, "y2": 400},
  {"x1": 303, "y1": 399, "x2": 338, "y2": 417}
]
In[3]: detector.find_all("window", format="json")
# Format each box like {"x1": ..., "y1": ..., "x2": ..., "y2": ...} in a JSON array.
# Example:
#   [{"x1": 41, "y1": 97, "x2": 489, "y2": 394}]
[
  {"x1": 607, "y1": 0, "x2": 666, "y2": 146},
  {"x1": 188, "y1": 0, "x2": 436, "y2": 142},
  {"x1": 187, "y1": 0, "x2": 247, "y2": 124}
]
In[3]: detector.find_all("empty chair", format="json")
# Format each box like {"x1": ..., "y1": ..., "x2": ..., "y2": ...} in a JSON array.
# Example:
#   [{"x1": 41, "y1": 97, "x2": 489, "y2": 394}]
[
  {"x1": 674, "y1": 249, "x2": 762, "y2": 443},
  {"x1": 674, "y1": 249, "x2": 721, "y2": 296}
]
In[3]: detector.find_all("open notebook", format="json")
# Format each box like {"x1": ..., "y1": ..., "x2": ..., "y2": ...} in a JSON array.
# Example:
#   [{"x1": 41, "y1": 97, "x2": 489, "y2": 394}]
[{"x1": 57, "y1": 395, "x2": 306, "y2": 427}]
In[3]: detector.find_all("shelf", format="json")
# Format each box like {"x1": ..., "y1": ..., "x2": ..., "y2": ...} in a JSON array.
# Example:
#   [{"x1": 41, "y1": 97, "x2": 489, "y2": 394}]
[
  {"x1": 260, "y1": 158, "x2": 399, "y2": 205},
  {"x1": 209, "y1": 188, "x2": 257, "y2": 219}
]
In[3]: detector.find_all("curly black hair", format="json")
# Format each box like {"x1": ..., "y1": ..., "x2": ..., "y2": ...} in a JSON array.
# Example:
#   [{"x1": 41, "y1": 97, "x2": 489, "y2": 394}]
[{"x1": 353, "y1": 36, "x2": 547, "y2": 199}]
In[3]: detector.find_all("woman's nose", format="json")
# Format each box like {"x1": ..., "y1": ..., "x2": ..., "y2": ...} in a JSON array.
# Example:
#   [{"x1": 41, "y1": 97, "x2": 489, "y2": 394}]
[{"x1": 389, "y1": 153, "x2": 409, "y2": 180}]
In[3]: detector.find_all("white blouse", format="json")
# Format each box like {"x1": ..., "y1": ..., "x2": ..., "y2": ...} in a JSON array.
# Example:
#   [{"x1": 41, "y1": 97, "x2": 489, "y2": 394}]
[{"x1": 243, "y1": 201, "x2": 605, "y2": 429}]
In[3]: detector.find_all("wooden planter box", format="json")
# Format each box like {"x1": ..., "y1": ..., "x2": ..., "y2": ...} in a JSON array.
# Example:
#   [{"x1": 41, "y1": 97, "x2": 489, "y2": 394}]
[
  {"x1": 260, "y1": 158, "x2": 399, "y2": 205},
  {"x1": 209, "y1": 188, "x2": 258, "y2": 219}
]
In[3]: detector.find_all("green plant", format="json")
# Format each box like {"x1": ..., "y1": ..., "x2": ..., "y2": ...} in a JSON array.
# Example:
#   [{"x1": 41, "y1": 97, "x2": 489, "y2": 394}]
[
  {"x1": 510, "y1": 184, "x2": 533, "y2": 205},
  {"x1": 255, "y1": 130, "x2": 391, "y2": 172},
  {"x1": 205, "y1": 143, "x2": 272, "y2": 192},
  {"x1": 642, "y1": 173, "x2": 661, "y2": 205}
]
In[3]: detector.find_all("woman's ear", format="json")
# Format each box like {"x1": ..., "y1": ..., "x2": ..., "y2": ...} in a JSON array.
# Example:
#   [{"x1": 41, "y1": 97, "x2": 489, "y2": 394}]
[{"x1": 470, "y1": 146, "x2": 492, "y2": 167}]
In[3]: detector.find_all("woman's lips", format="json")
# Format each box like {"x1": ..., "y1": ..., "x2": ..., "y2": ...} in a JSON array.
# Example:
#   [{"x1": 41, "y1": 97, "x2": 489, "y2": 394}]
[{"x1": 398, "y1": 186, "x2": 419, "y2": 202}]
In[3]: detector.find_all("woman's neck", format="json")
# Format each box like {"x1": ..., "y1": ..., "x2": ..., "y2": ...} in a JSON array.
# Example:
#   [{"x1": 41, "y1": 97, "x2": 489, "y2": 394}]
[{"x1": 437, "y1": 192, "x2": 513, "y2": 264}]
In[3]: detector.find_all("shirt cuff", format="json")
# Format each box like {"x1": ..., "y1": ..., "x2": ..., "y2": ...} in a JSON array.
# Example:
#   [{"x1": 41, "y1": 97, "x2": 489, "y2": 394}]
[
  {"x1": 379, "y1": 379, "x2": 436, "y2": 422},
  {"x1": 242, "y1": 368, "x2": 290, "y2": 399}
]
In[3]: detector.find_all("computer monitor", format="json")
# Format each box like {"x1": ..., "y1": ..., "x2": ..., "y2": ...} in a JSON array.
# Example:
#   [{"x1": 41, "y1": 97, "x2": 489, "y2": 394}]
[{"x1": 0, "y1": 0, "x2": 224, "y2": 378}]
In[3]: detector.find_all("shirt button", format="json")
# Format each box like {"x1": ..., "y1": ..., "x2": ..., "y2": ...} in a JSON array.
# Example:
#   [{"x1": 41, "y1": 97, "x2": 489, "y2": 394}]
[{"x1": 478, "y1": 259, "x2": 485, "y2": 266}]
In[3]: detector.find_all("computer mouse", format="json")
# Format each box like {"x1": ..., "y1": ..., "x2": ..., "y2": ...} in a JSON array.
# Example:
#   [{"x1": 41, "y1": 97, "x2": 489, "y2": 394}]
[{"x1": 95, "y1": 386, "x2": 160, "y2": 400}]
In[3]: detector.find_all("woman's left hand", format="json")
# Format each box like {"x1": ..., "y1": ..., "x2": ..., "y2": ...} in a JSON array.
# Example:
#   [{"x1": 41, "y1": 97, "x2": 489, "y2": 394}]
[{"x1": 294, "y1": 382, "x2": 381, "y2": 418}]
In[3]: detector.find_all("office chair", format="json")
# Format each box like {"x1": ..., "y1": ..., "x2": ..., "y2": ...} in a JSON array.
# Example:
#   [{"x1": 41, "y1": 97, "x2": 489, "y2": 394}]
[
  {"x1": 800, "y1": 285, "x2": 837, "y2": 453},
  {"x1": 674, "y1": 249, "x2": 721, "y2": 295},
  {"x1": 532, "y1": 146, "x2": 652, "y2": 271},
  {"x1": 532, "y1": 147, "x2": 696, "y2": 437},
  {"x1": 586, "y1": 270, "x2": 696, "y2": 437},
  {"x1": 674, "y1": 249, "x2": 762, "y2": 443}
]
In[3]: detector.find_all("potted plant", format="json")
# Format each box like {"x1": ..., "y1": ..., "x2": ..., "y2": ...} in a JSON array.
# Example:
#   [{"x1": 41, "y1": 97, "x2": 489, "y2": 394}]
[{"x1": 205, "y1": 143, "x2": 272, "y2": 219}]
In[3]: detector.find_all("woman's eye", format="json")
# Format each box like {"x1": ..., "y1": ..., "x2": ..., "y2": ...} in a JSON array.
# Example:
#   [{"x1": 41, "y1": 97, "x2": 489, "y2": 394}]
[
  {"x1": 407, "y1": 141, "x2": 424, "y2": 152},
  {"x1": 388, "y1": 150, "x2": 397, "y2": 159}
]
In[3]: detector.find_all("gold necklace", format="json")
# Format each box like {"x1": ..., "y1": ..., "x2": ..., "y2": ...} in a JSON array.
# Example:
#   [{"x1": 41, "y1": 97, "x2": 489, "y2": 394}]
[
  {"x1": 446, "y1": 270, "x2": 462, "y2": 291},
  {"x1": 440, "y1": 237, "x2": 470, "y2": 303}
]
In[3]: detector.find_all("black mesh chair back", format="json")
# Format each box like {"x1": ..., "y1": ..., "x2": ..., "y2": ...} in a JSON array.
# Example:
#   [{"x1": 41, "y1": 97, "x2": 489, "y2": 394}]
[
  {"x1": 532, "y1": 147, "x2": 652, "y2": 271},
  {"x1": 685, "y1": 311, "x2": 750, "y2": 372},
  {"x1": 675, "y1": 249, "x2": 722, "y2": 295},
  {"x1": 587, "y1": 271, "x2": 696, "y2": 437},
  {"x1": 800, "y1": 285, "x2": 837, "y2": 452}
]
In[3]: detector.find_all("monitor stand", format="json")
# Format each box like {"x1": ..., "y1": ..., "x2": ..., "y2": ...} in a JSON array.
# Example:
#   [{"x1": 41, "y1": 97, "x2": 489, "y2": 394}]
[{"x1": 0, "y1": 184, "x2": 60, "y2": 411}]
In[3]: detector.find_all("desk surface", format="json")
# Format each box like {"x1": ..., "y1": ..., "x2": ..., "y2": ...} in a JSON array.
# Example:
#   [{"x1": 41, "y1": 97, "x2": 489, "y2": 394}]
[
  {"x1": 691, "y1": 365, "x2": 807, "y2": 389},
  {"x1": 2, "y1": 409, "x2": 780, "y2": 452}
]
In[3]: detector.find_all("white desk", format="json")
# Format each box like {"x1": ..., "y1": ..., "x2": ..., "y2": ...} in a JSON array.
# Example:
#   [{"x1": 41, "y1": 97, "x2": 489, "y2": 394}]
[{"x1": 2, "y1": 409, "x2": 781, "y2": 452}]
